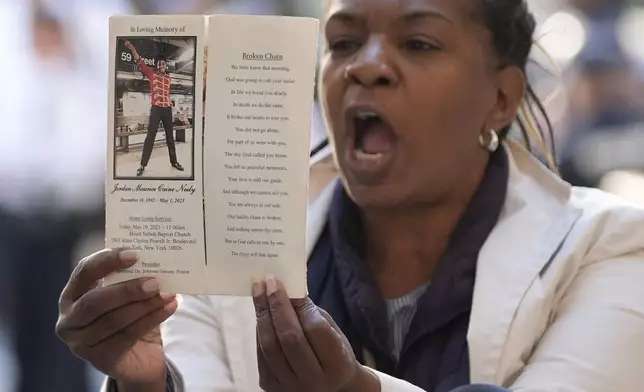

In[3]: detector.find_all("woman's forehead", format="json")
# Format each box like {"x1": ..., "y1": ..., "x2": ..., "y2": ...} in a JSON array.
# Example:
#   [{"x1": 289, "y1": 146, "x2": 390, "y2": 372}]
[{"x1": 325, "y1": 0, "x2": 475, "y2": 20}]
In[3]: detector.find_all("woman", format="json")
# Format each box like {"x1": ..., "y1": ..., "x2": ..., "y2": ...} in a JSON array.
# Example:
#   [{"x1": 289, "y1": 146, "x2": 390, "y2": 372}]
[{"x1": 56, "y1": 0, "x2": 644, "y2": 391}]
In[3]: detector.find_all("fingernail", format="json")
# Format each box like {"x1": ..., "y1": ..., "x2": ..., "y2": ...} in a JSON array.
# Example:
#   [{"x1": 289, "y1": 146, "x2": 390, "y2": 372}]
[
  {"x1": 252, "y1": 279, "x2": 265, "y2": 297},
  {"x1": 119, "y1": 249, "x2": 138, "y2": 263},
  {"x1": 142, "y1": 279, "x2": 159, "y2": 294},
  {"x1": 265, "y1": 275, "x2": 278, "y2": 296},
  {"x1": 176, "y1": 294, "x2": 183, "y2": 307},
  {"x1": 160, "y1": 292, "x2": 175, "y2": 300},
  {"x1": 164, "y1": 300, "x2": 178, "y2": 312}
]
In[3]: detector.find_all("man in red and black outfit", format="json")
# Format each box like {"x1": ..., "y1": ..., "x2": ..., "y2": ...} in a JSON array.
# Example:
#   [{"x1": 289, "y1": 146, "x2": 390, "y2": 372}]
[{"x1": 124, "y1": 40, "x2": 184, "y2": 176}]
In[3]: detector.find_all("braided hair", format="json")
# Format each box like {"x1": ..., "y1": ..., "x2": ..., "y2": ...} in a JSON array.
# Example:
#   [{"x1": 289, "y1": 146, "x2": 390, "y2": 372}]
[{"x1": 479, "y1": 0, "x2": 557, "y2": 170}]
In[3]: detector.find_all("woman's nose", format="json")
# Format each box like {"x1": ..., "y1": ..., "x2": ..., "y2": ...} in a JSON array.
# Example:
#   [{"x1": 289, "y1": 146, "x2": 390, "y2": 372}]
[{"x1": 344, "y1": 38, "x2": 398, "y2": 88}]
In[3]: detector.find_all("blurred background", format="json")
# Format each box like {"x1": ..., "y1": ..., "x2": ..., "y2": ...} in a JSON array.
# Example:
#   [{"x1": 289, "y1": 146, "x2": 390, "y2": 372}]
[{"x1": 0, "y1": 0, "x2": 643, "y2": 391}]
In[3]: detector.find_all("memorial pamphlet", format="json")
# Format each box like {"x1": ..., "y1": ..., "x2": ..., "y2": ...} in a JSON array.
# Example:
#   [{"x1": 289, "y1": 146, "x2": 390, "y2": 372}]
[{"x1": 105, "y1": 14, "x2": 319, "y2": 297}]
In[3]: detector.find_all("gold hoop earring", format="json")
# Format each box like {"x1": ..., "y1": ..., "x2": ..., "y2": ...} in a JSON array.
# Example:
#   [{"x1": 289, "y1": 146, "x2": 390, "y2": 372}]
[{"x1": 479, "y1": 129, "x2": 499, "y2": 153}]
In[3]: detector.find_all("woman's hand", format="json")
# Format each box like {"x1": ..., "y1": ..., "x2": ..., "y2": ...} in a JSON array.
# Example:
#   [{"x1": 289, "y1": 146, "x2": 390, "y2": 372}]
[
  {"x1": 253, "y1": 276, "x2": 380, "y2": 392},
  {"x1": 55, "y1": 248, "x2": 178, "y2": 390}
]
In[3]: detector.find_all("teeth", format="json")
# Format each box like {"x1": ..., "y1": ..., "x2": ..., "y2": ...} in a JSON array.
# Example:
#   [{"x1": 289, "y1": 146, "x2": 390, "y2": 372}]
[
  {"x1": 356, "y1": 150, "x2": 384, "y2": 161},
  {"x1": 356, "y1": 110, "x2": 380, "y2": 120}
]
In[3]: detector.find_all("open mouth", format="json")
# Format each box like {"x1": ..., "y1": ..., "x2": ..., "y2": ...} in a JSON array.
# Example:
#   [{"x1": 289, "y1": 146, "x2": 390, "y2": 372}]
[{"x1": 352, "y1": 110, "x2": 396, "y2": 160}]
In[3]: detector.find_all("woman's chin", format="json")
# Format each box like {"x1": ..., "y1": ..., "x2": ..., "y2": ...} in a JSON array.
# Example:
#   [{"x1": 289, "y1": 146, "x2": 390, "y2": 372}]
[{"x1": 342, "y1": 178, "x2": 409, "y2": 210}]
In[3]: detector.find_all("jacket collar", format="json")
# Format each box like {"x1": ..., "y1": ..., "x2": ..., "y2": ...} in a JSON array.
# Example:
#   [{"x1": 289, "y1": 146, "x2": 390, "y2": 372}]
[
  {"x1": 304, "y1": 140, "x2": 582, "y2": 381},
  {"x1": 466, "y1": 141, "x2": 582, "y2": 383}
]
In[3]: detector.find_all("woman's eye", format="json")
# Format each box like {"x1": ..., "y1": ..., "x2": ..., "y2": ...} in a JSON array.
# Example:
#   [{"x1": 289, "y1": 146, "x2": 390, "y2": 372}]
[
  {"x1": 405, "y1": 39, "x2": 441, "y2": 52},
  {"x1": 328, "y1": 39, "x2": 360, "y2": 54}
]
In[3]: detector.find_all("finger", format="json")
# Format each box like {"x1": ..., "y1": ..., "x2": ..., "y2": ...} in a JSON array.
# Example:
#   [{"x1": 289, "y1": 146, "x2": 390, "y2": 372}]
[
  {"x1": 89, "y1": 297, "x2": 178, "y2": 357},
  {"x1": 62, "y1": 248, "x2": 138, "y2": 304},
  {"x1": 257, "y1": 330, "x2": 280, "y2": 392},
  {"x1": 84, "y1": 293, "x2": 176, "y2": 346},
  {"x1": 66, "y1": 277, "x2": 161, "y2": 328},
  {"x1": 318, "y1": 307, "x2": 344, "y2": 335},
  {"x1": 266, "y1": 276, "x2": 323, "y2": 381},
  {"x1": 305, "y1": 306, "x2": 355, "y2": 376},
  {"x1": 252, "y1": 280, "x2": 296, "y2": 385}
]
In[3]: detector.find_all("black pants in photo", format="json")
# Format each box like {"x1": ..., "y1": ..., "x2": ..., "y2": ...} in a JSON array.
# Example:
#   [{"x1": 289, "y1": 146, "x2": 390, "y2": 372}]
[{"x1": 140, "y1": 105, "x2": 177, "y2": 167}]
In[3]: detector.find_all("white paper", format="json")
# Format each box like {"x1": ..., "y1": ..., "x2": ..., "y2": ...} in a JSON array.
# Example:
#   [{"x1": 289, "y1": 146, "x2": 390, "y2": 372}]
[
  {"x1": 203, "y1": 15, "x2": 319, "y2": 297},
  {"x1": 105, "y1": 14, "x2": 319, "y2": 297},
  {"x1": 105, "y1": 15, "x2": 207, "y2": 293}
]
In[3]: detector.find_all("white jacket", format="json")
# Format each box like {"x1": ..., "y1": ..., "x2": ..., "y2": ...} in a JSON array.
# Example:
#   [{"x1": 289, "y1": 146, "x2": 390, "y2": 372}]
[{"x1": 103, "y1": 140, "x2": 644, "y2": 391}]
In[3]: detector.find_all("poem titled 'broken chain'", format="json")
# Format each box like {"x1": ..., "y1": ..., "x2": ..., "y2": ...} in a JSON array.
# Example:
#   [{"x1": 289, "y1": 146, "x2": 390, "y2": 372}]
[{"x1": 221, "y1": 63, "x2": 295, "y2": 260}]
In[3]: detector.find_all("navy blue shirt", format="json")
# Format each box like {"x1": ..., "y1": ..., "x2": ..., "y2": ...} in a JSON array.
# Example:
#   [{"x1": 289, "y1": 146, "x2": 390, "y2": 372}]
[{"x1": 307, "y1": 148, "x2": 509, "y2": 392}]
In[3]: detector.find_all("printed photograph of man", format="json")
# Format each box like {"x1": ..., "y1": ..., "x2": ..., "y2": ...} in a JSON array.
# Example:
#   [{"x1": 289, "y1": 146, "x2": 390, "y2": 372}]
[{"x1": 113, "y1": 36, "x2": 196, "y2": 180}]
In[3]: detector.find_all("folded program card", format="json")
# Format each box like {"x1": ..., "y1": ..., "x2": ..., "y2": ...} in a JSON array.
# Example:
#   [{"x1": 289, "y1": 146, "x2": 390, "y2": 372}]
[{"x1": 105, "y1": 15, "x2": 319, "y2": 296}]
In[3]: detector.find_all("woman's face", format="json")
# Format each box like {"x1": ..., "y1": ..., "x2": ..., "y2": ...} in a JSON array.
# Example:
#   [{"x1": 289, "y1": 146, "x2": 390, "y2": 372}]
[{"x1": 321, "y1": 0, "x2": 518, "y2": 208}]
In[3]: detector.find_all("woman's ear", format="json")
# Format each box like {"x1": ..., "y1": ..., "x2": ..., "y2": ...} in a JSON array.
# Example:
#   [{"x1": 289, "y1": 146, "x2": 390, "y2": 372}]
[{"x1": 486, "y1": 66, "x2": 526, "y2": 130}]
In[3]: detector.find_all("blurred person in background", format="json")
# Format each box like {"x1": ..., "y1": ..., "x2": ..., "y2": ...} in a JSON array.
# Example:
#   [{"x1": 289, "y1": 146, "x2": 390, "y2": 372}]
[
  {"x1": 567, "y1": 0, "x2": 627, "y2": 19},
  {"x1": 557, "y1": 0, "x2": 644, "y2": 188},
  {"x1": 0, "y1": 0, "x2": 128, "y2": 390},
  {"x1": 130, "y1": 0, "x2": 282, "y2": 15}
]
